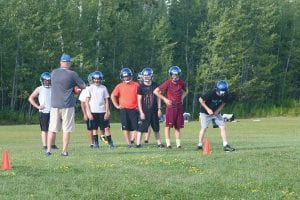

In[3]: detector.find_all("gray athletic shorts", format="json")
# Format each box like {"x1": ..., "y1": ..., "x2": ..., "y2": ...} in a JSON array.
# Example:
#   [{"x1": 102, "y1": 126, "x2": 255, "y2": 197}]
[{"x1": 199, "y1": 113, "x2": 224, "y2": 129}]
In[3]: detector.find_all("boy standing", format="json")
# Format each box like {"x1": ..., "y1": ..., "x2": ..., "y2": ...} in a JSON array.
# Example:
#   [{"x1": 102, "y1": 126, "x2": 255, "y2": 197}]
[
  {"x1": 28, "y1": 72, "x2": 58, "y2": 150},
  {"x1": 111, "y1": 68, "x2": 139, "y2": 148},
  {"x1": 198, "y1": 80, "x2": 235, "y2": 152},
  {"x1": 86, "y1": 71, "x2": 114, "y2": 148},
  {"x1": 136, "y1": 67, "x2": 164, "y2": 148},
  {"x1": 154, "y1": 66, "x2": 188, "y2": 148}
]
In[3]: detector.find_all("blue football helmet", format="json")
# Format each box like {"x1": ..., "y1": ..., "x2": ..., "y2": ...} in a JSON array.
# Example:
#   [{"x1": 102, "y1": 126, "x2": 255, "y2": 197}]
[
  {"x1": 87, "y1": 72, "x2": 94, "y2": 85},
  {"x1": 92, "y1": 71, "x2": 104, "y2": 80},
  {"x1": 168, "y1": 66, "x2": 181, "y2": 76},
  {"x1": 216, "y1": 80, "x2": 229, "y2": 96},
  {"x1": 141, "y1": 67, "x2": 153, "y2": 83},
  {"x1": 40, "y1": 72, "x2": 51, "y2": 88},
  {"x1": 120, "y1": 68, "x2": 133, "y2": 82},
  {"x1": 137, "y1": 72, "x2": 143, "y2": 83}
]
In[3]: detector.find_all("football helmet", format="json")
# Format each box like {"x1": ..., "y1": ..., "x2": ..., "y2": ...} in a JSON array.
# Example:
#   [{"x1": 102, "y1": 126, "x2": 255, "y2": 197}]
[
  {"x1": 87, "y1": 72, "x2": 94, "y2": 85},
  {"x1": 40, "y1": 72, "x2": 51, "y2": 88},
  {"x1": 120, "y1": 68, "x2": 133, "y2": 83},
  {"x1": 137, "y1": 72, "x2": 143, "y2": 83},
  {"x1": 168, "y1": 66, "x2": 181, "y2": 76},
  {"x1": 92, "y1": 71, "x2": 104, "y2": 80},
  {"x1": 216, "y1": 80, "x2": 229, "y2": 96},
  {"x1": 141, "y1": 67, "x2": 153, "y2": 83}
]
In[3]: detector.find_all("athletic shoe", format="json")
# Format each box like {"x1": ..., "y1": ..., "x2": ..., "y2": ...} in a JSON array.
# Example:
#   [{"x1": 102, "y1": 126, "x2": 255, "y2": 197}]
[
  {"x1": 144, "y1": 140, "x2": 149, "y2": 144},
  {"x1": 167, "y1": 145, "x2": 172, "y2": 149},
  {"x1": 223, "y1": 144, "x2": 236, "y2": 152},
  {"x1": 60, "y1": 152, "x2": 68, "y2": 156},
  {"x1": 136, "y1": 144, "x2": 142, "y2": 148},
  {"x1": 109, "y1": 143, "x2": 114, "y2": 149},
  {"x1": 127, "y1": 144, "x2": 132, "y2": 149},
  {"x1": 94, "y1": 144, "x2": 100, "y2": 149},
  {"x1": 90, "y1": 144, "x2": 94, "y2": 148},
  {"x1": 157, "y1": 144, "x2": 164, "y2": 148},
  {"x1": 51, "y1": 145, "x2": 59, "y2": 149},
  {"x1": 177, "y1": 145, "x2": 182, "y2": 149},
  {"x1": 197, "y1": 146, "x2": 203, "y2": 150},
  {"x1": 45, "y1": 152, "x2": 52, "y2": 156}
]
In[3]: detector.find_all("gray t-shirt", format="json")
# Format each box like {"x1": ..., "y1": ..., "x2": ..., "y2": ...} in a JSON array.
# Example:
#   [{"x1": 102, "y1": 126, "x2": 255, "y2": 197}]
[{"x1": 51, "y1": 67, "x2": 85, "y2": 108}]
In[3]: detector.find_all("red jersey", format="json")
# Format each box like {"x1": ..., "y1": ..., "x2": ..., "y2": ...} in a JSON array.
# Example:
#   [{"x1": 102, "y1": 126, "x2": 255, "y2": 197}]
[
  {"x1": 111, "y1": 81, "x2": 139, "y2": 109},
  {"x1": 158, "y1": 79, "x2": 187, "y2": 106}
]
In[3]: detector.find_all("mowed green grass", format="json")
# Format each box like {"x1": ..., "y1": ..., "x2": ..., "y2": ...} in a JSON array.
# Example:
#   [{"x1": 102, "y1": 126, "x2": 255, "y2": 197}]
[{"x1": 0, "y1": 117, "x2": 299, "y2": 200}]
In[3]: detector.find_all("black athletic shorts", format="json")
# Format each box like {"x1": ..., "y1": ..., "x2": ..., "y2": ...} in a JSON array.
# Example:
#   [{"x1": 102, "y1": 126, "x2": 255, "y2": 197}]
[
  {"x1": 120, "y1": 108, "x2": 138, "y2": 131},
  {"x1": 90, "y1": 113, "x2": 110, "y2": 130},
  {"x1": 39, "y1": 112, "x2": 50, "y2": 132},
  {"x1": 137, "y1": 111, "x2": 160, "y2": 133},
  {"x1": 86, "y1": 119, "x2": 92, "y2": 131}
]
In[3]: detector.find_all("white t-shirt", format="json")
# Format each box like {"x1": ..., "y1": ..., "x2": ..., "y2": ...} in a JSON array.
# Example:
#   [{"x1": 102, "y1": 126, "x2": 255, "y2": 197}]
[
  {"x1": 37, "y1": 86, "x2": 51, "y2": 113},
  {"x1": 86, "y1": 84, "x2": 110, "y2": 113},
  {"x1": 78, "y1": 88, "x2": 89, "y2": 102}
]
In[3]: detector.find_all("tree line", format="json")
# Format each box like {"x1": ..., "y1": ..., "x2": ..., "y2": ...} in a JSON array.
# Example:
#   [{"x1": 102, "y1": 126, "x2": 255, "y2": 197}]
[{"x1": 0, "y1": 0, "x2": 299, "y2": 124}]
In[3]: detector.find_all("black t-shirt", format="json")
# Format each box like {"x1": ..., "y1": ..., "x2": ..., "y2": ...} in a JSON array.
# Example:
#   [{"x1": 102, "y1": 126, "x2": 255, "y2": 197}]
[
  {"x1": 138, "y1": 82, "x2": 159, "y2": 113},
  {"x1": 199, "y1": 88, "x2": 229, "y2": 114}
]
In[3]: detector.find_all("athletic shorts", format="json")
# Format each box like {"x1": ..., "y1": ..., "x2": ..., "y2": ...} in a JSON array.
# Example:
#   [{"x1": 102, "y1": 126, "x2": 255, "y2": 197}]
[
  {"x1": 199, "y1": 113, "x2": 224, "y2": 129},
  {"x1": 49, "y1": 107, "x2": 75, "y2": 133},
  {"x1": 120, "y1": 108, "x2": 138, "y2": 131},
  {"x1": 137, "y1": 111, "x2": 160, "y2": 133},
  {"x1": 86, "y1": 119, "x2": 92, "y2": 131},
  {"x1": 39, "y1": 112, "x2": 50, "y2": 132},
  {"x1": 90, "y1": 113, "x2": 110, "y2": 130},
  {"x1": 165, "y1": 105, "x2": 184, "y2": 129}
]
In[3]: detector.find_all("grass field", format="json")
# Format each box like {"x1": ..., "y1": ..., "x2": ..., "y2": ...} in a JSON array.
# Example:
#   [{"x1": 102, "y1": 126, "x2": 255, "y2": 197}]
[{"x1": 0, "y1": 117, "x2": 299, "y2": 200}]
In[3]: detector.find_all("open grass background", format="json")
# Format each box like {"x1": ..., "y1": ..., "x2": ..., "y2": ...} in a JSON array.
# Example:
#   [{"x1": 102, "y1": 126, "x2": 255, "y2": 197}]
[{"x1": 0, "y1": 117, "x2": 299, "y2": 200}]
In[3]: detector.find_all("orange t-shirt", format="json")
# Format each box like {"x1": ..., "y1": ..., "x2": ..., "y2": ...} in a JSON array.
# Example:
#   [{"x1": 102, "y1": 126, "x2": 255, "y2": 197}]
[{"x1": 111, "y1": 81, "x2": 139, "y2": 109}]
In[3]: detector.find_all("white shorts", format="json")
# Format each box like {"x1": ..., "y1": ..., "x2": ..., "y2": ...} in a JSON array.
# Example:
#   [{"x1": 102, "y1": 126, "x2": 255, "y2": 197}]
[
  {"x1": 199, "y1": 113, "x2": 224, "y2": 129},
  {"x1": 49, "y1": 107, "x2": 75, "y2": 133}
]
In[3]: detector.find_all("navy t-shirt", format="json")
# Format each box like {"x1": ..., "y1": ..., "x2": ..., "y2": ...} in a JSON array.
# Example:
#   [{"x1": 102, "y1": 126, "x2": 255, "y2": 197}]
[{"x1": 199, "y1": 89, "x2": 229, "y2": 114}]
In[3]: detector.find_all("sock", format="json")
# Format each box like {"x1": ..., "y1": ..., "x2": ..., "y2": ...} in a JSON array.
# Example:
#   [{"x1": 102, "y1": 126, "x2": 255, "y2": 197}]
[
  {"x1": 223, "y1": 141, "x2": 228, "y2": 147},
  {"x1": 93, "y1": 135, "x2": 99, "y2": 145},
  {"x1": 176, "y1": 139, "x2": 181, "y2": 147},
  {"x1": 166, "y1": 139, "x2": 171, "y2": 147},
  {"x1": 106, "y1": 135, "x2": 112, "y2": 143},
  {"x1": 198, "y1": 143, "x2": 203, "y2": 147}
]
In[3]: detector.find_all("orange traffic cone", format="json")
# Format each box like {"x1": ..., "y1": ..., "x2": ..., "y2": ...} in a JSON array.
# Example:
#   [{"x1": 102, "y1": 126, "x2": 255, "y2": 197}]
[
  {"x1": 1, "y1": 149, "x2": 12, "y2": 170},
  {"x1": 203, "y1": 138, "x2": 211, "y2": 154}
]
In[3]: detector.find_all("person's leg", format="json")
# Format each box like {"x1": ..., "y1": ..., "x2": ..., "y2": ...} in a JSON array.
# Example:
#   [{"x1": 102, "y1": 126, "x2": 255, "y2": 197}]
[
  {"x1": 136, "y1": 131, "x2": 142, "y2": 147},
  {"x1": 123, "y1": 130, "x2": 131, "y2": 147},
  {"x1": 104, "y1": 127, "x2": 114, "y2": 148},
  {"x1": 144, "y1": 128, "x2": 151, "y2": 143},
  {"x1": 92, "y1": 129, "x2": 99, "y2": 148},
  {"x1": 62, "y1": 132, "x2": 70, "y2": 154},
  {"x1": 174, "y1": 128, "x2": 181, "y2": 148},
  {"x1": 219, "y1": 125, "x2": 228, "y2": 146},
  {"x1": 198, "y1": 128, "x2": 207, "y2": 147},
  {"x1": 165, "y1": 127, "x2": 171, "y2": 148},
  {"x1": 41, "y1": 131, "x2": 47, "y2": 149},
  {"x1": 46, "y1": 132, "x2": 55, "y2": 154}
]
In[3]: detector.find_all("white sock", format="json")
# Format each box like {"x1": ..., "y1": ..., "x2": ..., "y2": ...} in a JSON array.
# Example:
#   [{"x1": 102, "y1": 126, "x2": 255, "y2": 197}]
[
  {"x1": 176, "y1": 139, "x2": 181, "y2": 147},
  {"x1": 223, "y1": 141, "x2": 228, "y2": 147},
  {"x1": 198, "y1": 143, "x2": 203, "y2": 147},
  {"x1": 166, "y1": 139, "x2": 171, "y2": 146}
]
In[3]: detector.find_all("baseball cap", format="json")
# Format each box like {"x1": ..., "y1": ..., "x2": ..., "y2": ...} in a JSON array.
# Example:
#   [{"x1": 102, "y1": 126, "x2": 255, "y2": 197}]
[{"x1": 60, "y1": 53, "x2": 72, "y2": 62}]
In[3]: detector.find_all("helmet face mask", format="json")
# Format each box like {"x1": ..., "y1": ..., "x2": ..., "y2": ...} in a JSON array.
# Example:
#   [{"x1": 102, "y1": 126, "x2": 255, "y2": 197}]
[
  {"x1": 216, "y1": 80, "x2": 229, "y2": 96},
  {"x1": 168, "y1": 66, "x2": 181, "y2": 82},
  {"x1": 92, "y1": 71, "x2": 104, "y2": 85},
  {"x1": 141, "y1": 67, "x2": 153, "y2": 85},
  {"x1": 40, "y1": 72, "x2": 51, "y2": 88},
  {"x1": 120, "y1": 68, "x2": 133, "y2": 83}
]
